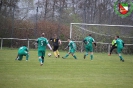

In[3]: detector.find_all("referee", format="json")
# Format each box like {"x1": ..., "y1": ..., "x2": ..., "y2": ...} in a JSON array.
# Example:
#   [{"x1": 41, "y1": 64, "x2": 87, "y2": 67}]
[{"x1": 50, "y1": 34, "x2": 62, "y2": 58}]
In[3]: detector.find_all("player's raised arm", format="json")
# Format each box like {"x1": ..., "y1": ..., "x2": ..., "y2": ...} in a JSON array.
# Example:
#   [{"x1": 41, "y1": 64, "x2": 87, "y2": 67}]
[
  {"x1": 46, "y1": 39, "x2": 52, "y2": 50},
  {"x1": 47, "y1": 43, "x2": 52, "y2": 50}
]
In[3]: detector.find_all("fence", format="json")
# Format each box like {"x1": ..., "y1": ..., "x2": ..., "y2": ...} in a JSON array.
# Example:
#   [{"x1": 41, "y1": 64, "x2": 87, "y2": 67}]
[{"x1": 1, "y1": 38, "x2": 133, "y2": 54}]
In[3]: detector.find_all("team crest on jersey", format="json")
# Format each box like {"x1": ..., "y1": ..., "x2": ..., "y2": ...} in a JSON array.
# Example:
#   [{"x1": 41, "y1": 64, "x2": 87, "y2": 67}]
[
  {"x1": 114, "y1": 0, "x2": 133, "y2": 18},
  {"x1": 119, "y1": 3, "x2": 128, "y2": 15}
]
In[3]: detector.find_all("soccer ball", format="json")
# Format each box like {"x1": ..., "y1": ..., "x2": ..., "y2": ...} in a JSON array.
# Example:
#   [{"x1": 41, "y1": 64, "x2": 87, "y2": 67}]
[{"x1": 48, "y1": 53, "x2": 52, "y2": 57}]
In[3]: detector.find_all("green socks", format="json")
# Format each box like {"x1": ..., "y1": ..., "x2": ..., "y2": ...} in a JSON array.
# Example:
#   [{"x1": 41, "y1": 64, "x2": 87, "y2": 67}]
[
  {"x1": 84, "y1": 53, "x2": 93, "y2": 60},
  {"x1": 63, "y1": 54, "x2": 77, "y2": 59},
  {"x1": 42, "y1": 56, "x2": 44, "y2": 63},
  {"x1": 42, "y1": 59, "x2": 44, "y2": 63},
  {"x1": 90, "y1": 55, "x2": 93, "y2": 60},
  {"x1": 119, "y1": 56, "x2": 124, "y2": 60},
  {"x1": 73, "y1": 55, "x2": 77, "y2": 59},
  {"x1": 64, "y1": 54, "x2": 69, "y2": 58},
  {"x1": 26, "y1": 54, "x2": 29, "y2": 61}
]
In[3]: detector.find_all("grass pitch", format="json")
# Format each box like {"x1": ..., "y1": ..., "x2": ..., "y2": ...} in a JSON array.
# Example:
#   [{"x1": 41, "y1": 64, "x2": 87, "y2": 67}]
[{"x1": 0, "y1": 49, "x2": 133, "y2": 88}]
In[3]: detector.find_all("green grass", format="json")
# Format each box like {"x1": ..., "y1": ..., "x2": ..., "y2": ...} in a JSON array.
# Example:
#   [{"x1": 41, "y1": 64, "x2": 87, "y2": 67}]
[{"x1": 0, "y1": 49, "x2": 133, "y2": 88}]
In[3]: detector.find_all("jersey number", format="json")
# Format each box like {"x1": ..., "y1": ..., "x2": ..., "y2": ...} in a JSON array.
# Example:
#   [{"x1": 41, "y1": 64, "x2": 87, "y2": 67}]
[{"x1": 41, "y1": 41, "x2": 44, "y2": 46}]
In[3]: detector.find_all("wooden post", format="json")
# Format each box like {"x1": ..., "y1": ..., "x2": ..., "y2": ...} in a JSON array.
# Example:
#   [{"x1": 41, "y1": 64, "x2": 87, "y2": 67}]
[{"x1": 1, "y1": 38, "x2": 3, "y2": 50}]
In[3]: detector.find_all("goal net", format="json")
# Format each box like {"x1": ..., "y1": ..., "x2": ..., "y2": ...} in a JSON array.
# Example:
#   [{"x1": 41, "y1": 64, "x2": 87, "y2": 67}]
[{"x1": 70, "y1": 23, "x2": 133, "y2": 54}]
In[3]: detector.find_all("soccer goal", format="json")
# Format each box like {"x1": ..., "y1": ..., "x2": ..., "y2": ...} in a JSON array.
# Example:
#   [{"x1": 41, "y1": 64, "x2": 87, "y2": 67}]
[{"x1": 70, "y1": 23, "x2": 133, "y2": 54}]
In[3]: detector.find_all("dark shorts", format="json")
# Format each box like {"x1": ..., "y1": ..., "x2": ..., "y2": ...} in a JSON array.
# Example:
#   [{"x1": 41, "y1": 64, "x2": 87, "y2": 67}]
[{"x1": 53, "y1": 46, "x2": 59, "y2": 51}]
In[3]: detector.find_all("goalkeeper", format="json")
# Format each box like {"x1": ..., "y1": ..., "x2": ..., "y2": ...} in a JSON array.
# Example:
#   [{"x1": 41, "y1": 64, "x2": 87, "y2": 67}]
[
  {"x1": 83, "y1": 34, "x2": 97, "y2": 60},
  {"x1": 62, "y1": 38, "x2": 77, "y2": 59},
  {"x1": 108, "y1": 38, "x2": 117, "y2": 56}
]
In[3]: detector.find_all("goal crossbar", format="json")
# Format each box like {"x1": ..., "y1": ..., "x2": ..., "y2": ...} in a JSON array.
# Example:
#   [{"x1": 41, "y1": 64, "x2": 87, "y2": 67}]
[
  {"x1": 70, "y1": 23, "x2": 133, "y2": 39},
  {"x1": 71, "y1": 23, "x2": 133, "y2": 28}
]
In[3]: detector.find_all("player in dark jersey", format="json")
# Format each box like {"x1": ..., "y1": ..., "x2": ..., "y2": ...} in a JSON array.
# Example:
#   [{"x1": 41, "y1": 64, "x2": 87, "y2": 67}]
[{"x1": 50, "y1": 34, "x2": 62, "y2": 58}]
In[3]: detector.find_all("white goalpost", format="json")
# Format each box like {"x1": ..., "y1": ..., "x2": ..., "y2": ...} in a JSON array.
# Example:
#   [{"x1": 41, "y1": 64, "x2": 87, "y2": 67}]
[{"x1": 70, "y1": 23, "x2": 133, "y2": 54}]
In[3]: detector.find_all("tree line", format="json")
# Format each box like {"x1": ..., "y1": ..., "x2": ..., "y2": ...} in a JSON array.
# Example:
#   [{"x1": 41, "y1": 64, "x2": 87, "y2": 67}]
[{"x1": 0, "y1": 0, "x2": 133, "y2": 49}]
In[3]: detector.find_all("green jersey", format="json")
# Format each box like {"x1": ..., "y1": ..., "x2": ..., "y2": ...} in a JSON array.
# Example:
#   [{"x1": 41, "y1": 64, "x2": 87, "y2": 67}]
[
  {"x1": 18, "y1": 46, "x2": 28, "y2": 53},
  {"x1": 84, "y1": 36, "x2": 95, "y2": 47},
  {"x1": 116, "y1": 38, "x2": 124, "y2": 48},
  {"x1": 37, "y1": 37, "x2": 49, "y2": 51},
  {"x1": 68, "y1": 41, "x2": 76, "y2": 50}
]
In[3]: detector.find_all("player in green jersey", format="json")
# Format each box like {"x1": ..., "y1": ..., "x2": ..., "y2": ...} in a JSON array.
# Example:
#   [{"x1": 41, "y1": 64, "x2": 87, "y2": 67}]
[
  {"x1": 62, "y1": 38, "x2": 77, "y2": 59},
  {"x1": 108, "y1": 38, "x2": 117, "y2": 56},
  {"x1": 37, "y1": 33, "x2": 52, "y2": 66},
  {"x1": 83, "y1": 34, "x2": 97, "y2": 60},
  {"x1": 15, "y1": 45, "x2": 29, "y2": 61},
  {"x1": 113, "y1": 36, "x2": 124, "y2": 62}
]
